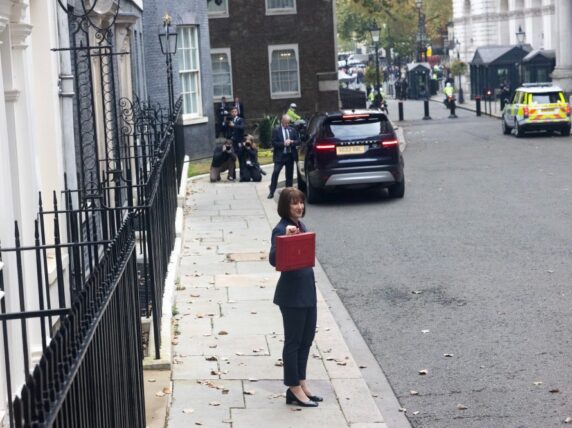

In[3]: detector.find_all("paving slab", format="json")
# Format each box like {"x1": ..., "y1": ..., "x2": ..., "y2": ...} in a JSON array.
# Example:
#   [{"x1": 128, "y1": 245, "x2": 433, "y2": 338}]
[
  {"x1": 215, "y1": 273, "x2": 279, "y2": 288},
  {"x1": 174, "y1": 334, "x2": 269, "y2": 357},
  {"x1": 332, "y1": 378, "x2": 385, "y2": 424},
  {"x1": 227, "y1": 285, "x2": 275, "y2": 301},
  {"x1": 231, "y1": 406, "x2": 349, "y2": 428}
]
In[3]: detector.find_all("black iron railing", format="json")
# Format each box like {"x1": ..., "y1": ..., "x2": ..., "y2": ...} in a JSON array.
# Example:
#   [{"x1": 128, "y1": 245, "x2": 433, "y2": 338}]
[{"x1": 0, "y1": 214, "x2": 144, "y2": 428}]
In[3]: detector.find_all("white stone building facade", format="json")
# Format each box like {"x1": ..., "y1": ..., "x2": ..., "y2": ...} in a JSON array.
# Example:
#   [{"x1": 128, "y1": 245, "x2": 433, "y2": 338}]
[{"x1": 452, "y1": 0, "x2": 572, "y2": 92}]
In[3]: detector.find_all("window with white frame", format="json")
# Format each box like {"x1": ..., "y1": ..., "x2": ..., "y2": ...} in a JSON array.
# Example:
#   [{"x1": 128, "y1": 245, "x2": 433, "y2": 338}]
[
  {"x1": 266, "y1": 0, "x2": 296, "y2": 15},
  {"x1": 207, "y1": 0, "x2": 229, "y2": 18},
  {"x1": 177, "y1": 26, "x2": 202, "y2": 118},
  {"x1": 268, "y1": 44, "x2": 300, "y2": 98},
  {"x1": 211, "y1": 48, "x2": 233, "y2": 99}
]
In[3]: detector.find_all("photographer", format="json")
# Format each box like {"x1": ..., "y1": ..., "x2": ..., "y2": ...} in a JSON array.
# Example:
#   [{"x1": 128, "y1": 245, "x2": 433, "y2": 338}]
[
  {"x1": 218, "y1": 97, "x2": 231, "y2": 138},
  {"x1": 238, "y1": 135, "x2": 264, "y2": 182},
  {"x1": 210, "y1": 140, "x2": 237, "y2": 182}
]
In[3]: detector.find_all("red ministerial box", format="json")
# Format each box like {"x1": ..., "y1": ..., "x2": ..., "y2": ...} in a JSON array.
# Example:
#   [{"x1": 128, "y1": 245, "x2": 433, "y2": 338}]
[{"x1": 275, "y1": 232, "x2": 316, "y2": 272}]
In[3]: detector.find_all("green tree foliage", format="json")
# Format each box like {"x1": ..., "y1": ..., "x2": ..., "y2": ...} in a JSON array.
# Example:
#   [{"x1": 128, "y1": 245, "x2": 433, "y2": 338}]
[
  {"x1": 450, "y1": 60, "x2": 467, "y2": 77},
  {"x1": 336, "y1": 0, "x2": 451, "y2": 59}
]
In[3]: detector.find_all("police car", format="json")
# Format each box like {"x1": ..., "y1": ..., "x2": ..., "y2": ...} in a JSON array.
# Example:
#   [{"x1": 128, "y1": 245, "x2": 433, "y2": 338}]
[{"x1": 501, "y1": 83, "x2": 571, "y2": 137}]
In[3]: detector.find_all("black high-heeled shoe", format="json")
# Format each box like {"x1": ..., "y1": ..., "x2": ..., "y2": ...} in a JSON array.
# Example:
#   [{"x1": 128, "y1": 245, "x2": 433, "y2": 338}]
[
  {"x1": 285, "y1": 389, "x2": 318, "y2": 407},
  {"x1": 307, "y1": 394, "x2": 323, "y2": 402}
]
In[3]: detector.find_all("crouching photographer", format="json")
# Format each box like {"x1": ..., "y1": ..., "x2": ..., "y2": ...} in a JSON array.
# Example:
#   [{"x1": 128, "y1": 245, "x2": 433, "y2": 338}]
[
  {"x1": 210, "y1": 140, "x2": 237, "y2": 182},
  {"x1": 238, "y1": 135, "x2": 265, "y2": 182}
]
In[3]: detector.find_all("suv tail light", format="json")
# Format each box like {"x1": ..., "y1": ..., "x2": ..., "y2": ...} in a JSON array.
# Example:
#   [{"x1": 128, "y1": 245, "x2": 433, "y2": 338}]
[
  {"x1": 315, "y1": 143, "x2": 336, "y2": 153},
  {"x1": 379, "y1": 139, "x2": 398, "y2": 149},
  {"x1": 523, "y1": 106, "x2": 529, "y2": 118},
  {"x1": 566, "y1": 104, "x2": 571, "y2": 116}
]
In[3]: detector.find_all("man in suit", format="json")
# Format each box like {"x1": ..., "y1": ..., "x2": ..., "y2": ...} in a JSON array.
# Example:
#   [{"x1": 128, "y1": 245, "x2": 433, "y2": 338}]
[
  {"x1": 233, "y1": 96, "x2": 245, "y2": 118},
  {"x1": 268, "y1": 114, "x2": 300, "y2": 199},
  {"x1": 228, "y1": 107, "x2": 245, "y2": 153}
]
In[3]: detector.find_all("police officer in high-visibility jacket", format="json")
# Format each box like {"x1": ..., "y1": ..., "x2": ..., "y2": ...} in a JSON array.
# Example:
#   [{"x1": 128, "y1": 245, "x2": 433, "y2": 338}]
[
  {"x1": 287, "y1": 103, "x2": 301, "y2": 122},
  {"x1": 443, "y1": 82, "x2": 455, "y2": 108}
]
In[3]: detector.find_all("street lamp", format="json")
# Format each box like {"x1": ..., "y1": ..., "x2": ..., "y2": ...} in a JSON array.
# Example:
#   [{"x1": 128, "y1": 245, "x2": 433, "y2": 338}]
[
  {"x1": 515, "y1": 25, "x2": 526, "y2": 84},
  {"x1": 415, "y1": 0, "x2": 427, "y2": 62},
  {"x1": 455, "y1": 39, "x2": 464, "y2": 103},
  {"x1": 159, "y1": 13, "x2": 178, "y2": 116},
  {"x1": 369, "y1": 22, "x2": 381, "y2": 93}
]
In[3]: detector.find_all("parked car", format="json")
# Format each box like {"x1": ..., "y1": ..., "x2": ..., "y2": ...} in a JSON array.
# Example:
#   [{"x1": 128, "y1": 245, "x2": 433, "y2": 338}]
[
  {"x1": 501, "y1": 83, "x2": 571, "y2": 137},
  {"x1": 296, "y1": 110, "x2": 404, "y2": 203}
]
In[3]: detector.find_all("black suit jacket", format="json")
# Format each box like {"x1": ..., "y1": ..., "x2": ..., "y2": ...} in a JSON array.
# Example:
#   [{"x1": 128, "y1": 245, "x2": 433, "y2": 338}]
[
  {"x1": 269, "y1": 218, "x2": 316, "y2": 308},
  {"x1": 271, "y1": 125, "x2": 300, "y2": 163},
  {"x1": 230, "y1": 116, "x2": 245, "y2": 151},
  {"x1": 234, "y1": 102, "x2": 245, "y2": 118}
]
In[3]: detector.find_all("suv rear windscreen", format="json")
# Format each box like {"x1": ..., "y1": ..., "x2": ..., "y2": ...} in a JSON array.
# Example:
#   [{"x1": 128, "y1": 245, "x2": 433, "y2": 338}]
[
  {"x1": 326, "y1": 119, "x2": 392, "y2": 139},
  {"x1": 530, "y1": 92, "x2": 562, "y2": 104}
]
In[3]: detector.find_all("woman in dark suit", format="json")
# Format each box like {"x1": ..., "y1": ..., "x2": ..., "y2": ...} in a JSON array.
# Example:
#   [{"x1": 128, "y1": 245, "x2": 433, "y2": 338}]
[{"x1": 269, "y1": 187, "x2": 322, "y2": 407}]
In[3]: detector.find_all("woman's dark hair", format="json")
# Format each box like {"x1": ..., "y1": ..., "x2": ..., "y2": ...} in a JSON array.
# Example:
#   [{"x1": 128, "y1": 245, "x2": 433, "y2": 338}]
[{"x1": 277, "y1": 187, "x2": 305, "y2": 219}]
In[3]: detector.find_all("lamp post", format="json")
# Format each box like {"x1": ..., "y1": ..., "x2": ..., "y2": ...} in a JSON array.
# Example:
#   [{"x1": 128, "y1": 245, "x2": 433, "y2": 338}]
[
  {"x1": 455, "y1": 39, "x2": 464, "y2": 104},
  {"x1": 415, "y1": 0, "x2": 426, "y2": 62},
  {"x1": 159, "y1": 13, "x2": 178, "y2": 116},
  {"x1": 369, "y1": 22, "x2": 381, "y2": 93},
  {"x1": 516, "y1": 25, "x2": 526, "y2": 84}
]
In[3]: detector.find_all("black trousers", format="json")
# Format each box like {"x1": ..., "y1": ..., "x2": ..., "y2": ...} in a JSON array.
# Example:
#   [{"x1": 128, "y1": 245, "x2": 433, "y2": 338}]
[
  {"x1": 279, "y1": 306, "x2": 317, "y2": 386},
  {"x1": 269, "y1": 154, "x2": 294, "y2": 194}
]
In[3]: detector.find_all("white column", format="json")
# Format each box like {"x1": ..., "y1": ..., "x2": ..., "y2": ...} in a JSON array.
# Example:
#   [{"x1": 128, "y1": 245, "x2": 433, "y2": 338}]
[{"x1": 551, "y1": 0, "x2": 572, "y2": 92}]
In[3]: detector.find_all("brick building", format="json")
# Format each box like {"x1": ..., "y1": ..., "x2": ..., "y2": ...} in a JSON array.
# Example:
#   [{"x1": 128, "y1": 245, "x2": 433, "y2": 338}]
[{"x1": 207, "y1": 0, "x2": 339, "y2": 125}]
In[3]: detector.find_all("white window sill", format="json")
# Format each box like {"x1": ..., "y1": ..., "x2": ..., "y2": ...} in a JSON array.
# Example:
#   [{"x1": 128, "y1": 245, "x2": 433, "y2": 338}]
[
  {"x1": 266, "y1": 9, "x2": 297, "y2": 15},
  {"x1": 179, "y1": 116, "x2": 209, "y2": 126},
  {"x1": 208, "y1": 13, "x2": 229, "y2": 19},
  {"x1": 271, "y1": 93, "x2": 301, "y2": 100}
]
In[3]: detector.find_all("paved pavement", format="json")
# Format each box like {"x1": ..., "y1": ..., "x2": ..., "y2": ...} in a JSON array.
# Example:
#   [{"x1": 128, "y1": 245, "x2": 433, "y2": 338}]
[{"x1": 161, "y1": 168, "x2": 412, "y2": 427}]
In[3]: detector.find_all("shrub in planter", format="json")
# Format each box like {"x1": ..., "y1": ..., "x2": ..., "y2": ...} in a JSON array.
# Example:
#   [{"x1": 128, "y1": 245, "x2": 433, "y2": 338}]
[{"x1": 256, "y1": 114, "x2": 278, "y2": 149}]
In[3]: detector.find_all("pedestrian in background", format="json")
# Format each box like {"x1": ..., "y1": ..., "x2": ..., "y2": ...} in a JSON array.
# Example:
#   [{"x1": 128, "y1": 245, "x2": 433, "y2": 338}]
[
  {"x1": 268, "y1": 114, "x2": 299, "y2": 199},
  {"x1": 217, "y1": 96, "x2": 230, "y2": 138},
  {"x1": 269, "y1": 187, "x2": 321, "y2": 408},
  {"x1": 228, "y1": 107, "x2": 245, "y2": 153},
  {"x1": 238, "y1": 135, "x2": 263, "y2": 182},
  {"x1": 233, "y1": 96, "x2": 245, "y2": 118},
  {"x1": 209, "y1": 140, "x2": 237, "y2": 182}
]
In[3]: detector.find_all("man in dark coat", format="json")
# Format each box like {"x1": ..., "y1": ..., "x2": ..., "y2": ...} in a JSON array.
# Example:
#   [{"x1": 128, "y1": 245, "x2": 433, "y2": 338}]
[
  {"x1": 228, "y1": 107, "x2": 245, "y2": 153},
  {"x1": 233, "y1": 96, "x2": 245, "y2": 118},
  {"x1": 210, "y1": 140, "x2": 237, "y2": 182},
  {"x1": 268, "y1": 114, "x2": 300, "y2": 199}
]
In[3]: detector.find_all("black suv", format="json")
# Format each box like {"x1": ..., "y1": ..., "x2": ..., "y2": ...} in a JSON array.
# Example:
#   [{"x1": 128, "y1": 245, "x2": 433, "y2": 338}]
[{"x1": 296, "y1": 110, "x2": 404, "y2": 203}]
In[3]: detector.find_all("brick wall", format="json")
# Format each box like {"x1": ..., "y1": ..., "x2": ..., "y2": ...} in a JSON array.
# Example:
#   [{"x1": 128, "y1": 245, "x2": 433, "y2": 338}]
[{"x1": 209, "y1": 0, "x2": 340, "y2": 124}]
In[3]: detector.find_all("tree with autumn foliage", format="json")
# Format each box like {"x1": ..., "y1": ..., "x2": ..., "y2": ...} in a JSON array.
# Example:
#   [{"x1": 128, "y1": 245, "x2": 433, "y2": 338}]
[{"x1": 336, "y1": 0, "x2": 452, "y2": 62}]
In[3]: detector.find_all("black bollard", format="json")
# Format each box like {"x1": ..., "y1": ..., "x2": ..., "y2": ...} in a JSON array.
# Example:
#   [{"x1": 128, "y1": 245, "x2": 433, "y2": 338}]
[
  {"x1": 398, "y1": 101, "x2": 404, "y2": 121},
  {"x1": 449, "y1": 99, "x2": 458, "y2": 119},
  {"x1": 423, "y1": 99, "x2": 432, "y2": 120},
  {"x1": 475, "y1": 96, "x2": 481, "y2": 116}
]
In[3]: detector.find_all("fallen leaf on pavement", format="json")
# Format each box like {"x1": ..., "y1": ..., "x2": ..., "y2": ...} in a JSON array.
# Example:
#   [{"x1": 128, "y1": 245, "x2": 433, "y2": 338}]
[
  {"x1": 209, "y1": 401, "x2": 221, "y2": 406},
  {"x1": 218, "y1": 331, "x2": 229, "y2": 335},
  {"x1": 418, "y1": 369, "x2": 428, "y2": 375},
  {"x1": 290, "y1": 408, "x2": 302, "y2": 412},
  {"x1": 413, "y1": 411, "x2": 420, "y2": 415},
  {"x1": 359, "y1": 365, "x2": 367, "y2": 369},
  {"x1": 209, "y1": 344, "x2": 218, "y2": 349},
  {"x1": 565, "y1": 416, "x2": 572, "y2": 423},
  {"x1": 533, "y1": 381, "x2": 543, "y2": 386},
  {"x1": 250, "y1": 311, "x2": 257, "y2": 314},
  {"x1": 155, "y1": 391, "x2": 165, "y2": 397},
  {"x1": 163, "y1": 387, "x2": 172, "y2": 394},
  {"x1": 190, "y1": 293, "x2": 201, "y2": 298},
  {"x1": 147, "y1": 379, "x2": 157, "y2": 383},
  {"x1": 211, "y1": 370, "x2": 220, "y2": 375},
  {"x1": 222, "y1": 419, "x2": 233, "y2": 424},
  {"x1": 248, "y1": 378, "x2": 259, "y2": 382},
  {"x1": 337, "y1": 361, "x2": 347, "y2": 366},
  {"x1": 399, "y1": 407, "x2": 407, "y2": 413},
  {"x1": 195, "y1": 422, "x2": 203, "y2": 426},
  {"x1": 549, "y1": 388, "x2": 560, "y2": 393},
  {"x1": 222, "y1": 388, "x2": 230, "y2": 394},
  {"x1": 410, "y1": 390, "x2": 419, "y2": 395},
  {"x1": 443, "y1": 353, "x2": 454, "y2": 358},
  {"x1": 182, "y1": 408, "x2": 195, "y2": 414},
  {"x1": 412, "y1": 290, "x2": 423, "y2": 294},
  {"x1": 457, "y1": 404, "x2": 468, "y2": 410},
  {"x1": 421, "y1": 330, "x2": 430, "y2": 334},
  {"x1": 205, "y1": 356, "x2": 218, "y2": 361},
  {"x1": 235, "y1": 352, "x2": 244, "y2": 356},
  {"x1": 244, "y1": 390, "x2": 256, "y2": 395},
  {"x1": 275, "y1": 360, "x2": 284, "y2": 367}
]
